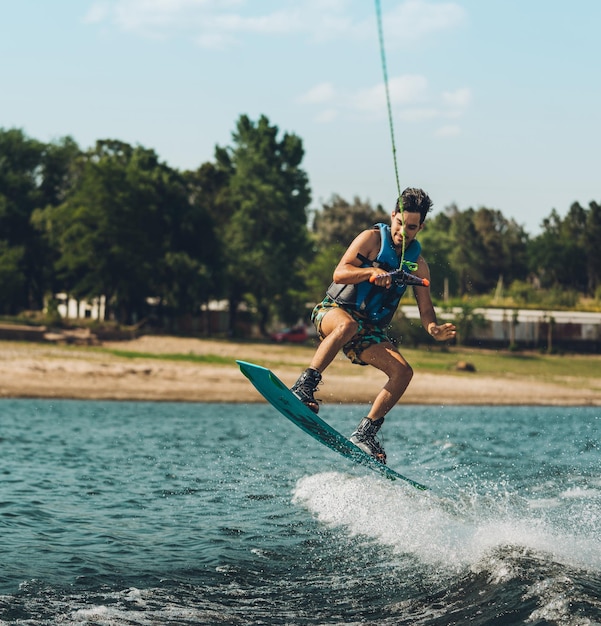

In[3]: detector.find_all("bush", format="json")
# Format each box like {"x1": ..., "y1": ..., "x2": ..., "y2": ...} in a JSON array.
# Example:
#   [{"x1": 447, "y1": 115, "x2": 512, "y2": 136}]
[
  {"x1": 388, "y1": 312, "x2": 425, "y2": 347},
  {"x1": 508, "y1": 279, "x2": 537, "y2": 305},
  {"x1": 44, "y1": 297, "x2": 63, "y2": 328},
  {"x1": 541, "y1": 288, "x2": 579, "y2": 309}
]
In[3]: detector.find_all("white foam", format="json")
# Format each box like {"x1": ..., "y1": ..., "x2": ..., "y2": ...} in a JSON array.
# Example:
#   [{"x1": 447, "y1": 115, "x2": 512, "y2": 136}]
[
  {"x1": 71, "y1": 605, "x2": 110, "y2": 619},
  {"x1": 527, "y1": 498, "x2": 561, "y2": 509},
  {"x1": 292, "y1": 472, "x2": 601, "y2": 573},
  {"x1": 560, "y1": 486, "x2": 600, "y2": 499}
]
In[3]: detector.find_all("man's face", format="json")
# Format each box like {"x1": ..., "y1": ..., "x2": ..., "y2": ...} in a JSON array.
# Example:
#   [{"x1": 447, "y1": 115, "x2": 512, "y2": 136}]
[{"x1": 390, "y1": 210, "x2": 423, "y2": 249}]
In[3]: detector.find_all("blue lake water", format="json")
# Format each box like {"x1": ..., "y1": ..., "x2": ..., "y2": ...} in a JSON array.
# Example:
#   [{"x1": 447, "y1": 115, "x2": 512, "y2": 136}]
[{"x1": 1, "y1": 399, "x2": 600, "y2": 625}]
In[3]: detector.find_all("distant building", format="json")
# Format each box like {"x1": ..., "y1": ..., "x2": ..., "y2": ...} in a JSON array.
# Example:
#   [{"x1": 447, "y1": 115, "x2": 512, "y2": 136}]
[
  {"x1": 400, "y1": 305, "x2": 601, "y2": 351},
  {"x1": 54, "y1": 293, "x2": 106, "y2": 321}
]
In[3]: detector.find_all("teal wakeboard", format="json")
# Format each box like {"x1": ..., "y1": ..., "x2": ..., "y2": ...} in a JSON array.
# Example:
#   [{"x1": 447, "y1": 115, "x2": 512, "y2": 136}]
[{"x1": 237, "y1": 360, "x2": 428, "y2": 491}]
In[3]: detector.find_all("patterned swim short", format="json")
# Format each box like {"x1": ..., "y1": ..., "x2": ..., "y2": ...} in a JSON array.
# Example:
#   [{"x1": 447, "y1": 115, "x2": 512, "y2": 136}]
[{"x1": 310, "y1": 296, "x2": 390, "y2": 366}]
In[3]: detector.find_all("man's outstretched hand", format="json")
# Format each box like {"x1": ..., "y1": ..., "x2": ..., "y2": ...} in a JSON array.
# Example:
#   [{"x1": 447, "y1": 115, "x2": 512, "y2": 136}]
[{"x1": 428, "y1": 322, "x2": 456, "y2": 341}]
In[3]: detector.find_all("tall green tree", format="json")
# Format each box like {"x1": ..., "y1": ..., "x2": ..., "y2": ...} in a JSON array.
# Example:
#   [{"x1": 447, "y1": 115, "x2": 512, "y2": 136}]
[
  {"x1": 215, "y1": 114, "x2": 312, "y2": 335},
  {"x1": 529, "y1": 204, "x2": 588, "y2": 293},
  {"x1": 312, "y1": 194, "x2": 387, "y2": 248},
  {"x1": 584, "y1": 201, "x2": 601, "y2": 295},
  {"x1": 0, "y1": 128, "x2": 79, "y2": 313},
  {"x1": 305, "y1": 195, "x2": 388, "y2": 305},
  {"x1": 36, "y1": 140, "x2": 219, "y2": 324},
  {"x1": 472, "y1": 207, "x2": 529, "y2": 290},
  {"x1": 448, "y1": 207, "x2": 488, "y2": 295},
  {"x1": 418, "y1": 209, "x2": 456, "y2": 300},
  {"x1": 422, "y1": 204, "x2": 529, "y2": 298},
  {"x1": 161, "y1": 163, "x2": 226, "y2": 316}
]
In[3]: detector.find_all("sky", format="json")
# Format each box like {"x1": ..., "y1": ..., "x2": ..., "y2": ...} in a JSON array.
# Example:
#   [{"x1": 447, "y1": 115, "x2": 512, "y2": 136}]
[{"x1": 1, "y1": 0, "x2": 599, "y2": 235}]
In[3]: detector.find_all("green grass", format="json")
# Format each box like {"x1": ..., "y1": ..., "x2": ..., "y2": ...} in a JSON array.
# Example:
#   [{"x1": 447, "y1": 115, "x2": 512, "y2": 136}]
[
  {"x1": 403, "y1": 346, "x2": 601, "y2": 380},
  {"x1": 96, "y1": 348, "x2": 234, "y2": 366},
  {"x1": 70, "y1": 341, "x2": 601, "y2": 383}
]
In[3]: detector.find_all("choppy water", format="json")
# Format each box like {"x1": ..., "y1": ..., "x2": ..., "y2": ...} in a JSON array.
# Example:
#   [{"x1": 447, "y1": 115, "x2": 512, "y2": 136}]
[{"x1": 1, "y1": 398, "x2": 600, "y2": 625}]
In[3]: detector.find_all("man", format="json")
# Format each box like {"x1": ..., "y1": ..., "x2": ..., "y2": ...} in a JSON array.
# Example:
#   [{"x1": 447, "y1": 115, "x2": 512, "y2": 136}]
[{"x1": 291, "y1": 187, "x2": 456, "y2": 464}]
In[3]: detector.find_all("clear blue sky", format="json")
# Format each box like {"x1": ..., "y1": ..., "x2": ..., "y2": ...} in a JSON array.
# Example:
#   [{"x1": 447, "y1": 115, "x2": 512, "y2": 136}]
[{"x1": 2, "y1": 1, "x2": 599, "y2": 235}]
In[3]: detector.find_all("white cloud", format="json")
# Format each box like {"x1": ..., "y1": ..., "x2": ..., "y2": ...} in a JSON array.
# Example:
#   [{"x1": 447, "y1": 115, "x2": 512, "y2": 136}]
[
  {"x1": 97, "y1": 0, "x2": 470, "y2": 124},
  {"x1": 119, "y1": 0, "x2": 245, "y2": 38},
  {"x1": 212, "y1": 10, "x2": 303, "y2": 36},
  {"x1": 82, "y1": 0, "x2": 465, "y2": 48},
  {"x1": 298, "y1": 83, "x2": 337, "y2": 105},
  {"x1": 353, "y1": 74, "x2": 428, "y2": 112},
  {"x1": 298, "y1": 73, "x2": 471, "y2": 130},
  {"x1": 388, "y1": 74, "x2": 429, "y2": 105},
  {"x1": 83, "y1": 2, "x2": 111, "y2": 24},
  {"x1": 382, "y1": 0, "x2": 466, "y2": 45},
  {"x1": 82, "y1": 0, "x2": 348, "y2": 45}
]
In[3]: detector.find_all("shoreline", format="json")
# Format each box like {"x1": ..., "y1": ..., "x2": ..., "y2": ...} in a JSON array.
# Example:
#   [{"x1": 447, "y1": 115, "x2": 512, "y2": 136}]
[{"x1": 0, "y1": 336, "x2": 599, "y2": 406}]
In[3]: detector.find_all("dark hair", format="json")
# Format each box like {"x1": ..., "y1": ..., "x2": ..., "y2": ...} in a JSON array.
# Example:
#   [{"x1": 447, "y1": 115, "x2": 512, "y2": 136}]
[{"x1": 394, "y1": 187, "x2": 433, "y2": 224}]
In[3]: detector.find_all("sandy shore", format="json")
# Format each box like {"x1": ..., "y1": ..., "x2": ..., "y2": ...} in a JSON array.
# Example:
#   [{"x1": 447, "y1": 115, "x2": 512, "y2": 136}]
[{"x1": 0, "y1": 335, "x2": 600, "y2": 405}]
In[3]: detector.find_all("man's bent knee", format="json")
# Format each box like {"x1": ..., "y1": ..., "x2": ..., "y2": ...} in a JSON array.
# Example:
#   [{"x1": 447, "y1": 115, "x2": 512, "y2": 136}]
[
  {"x1": 321, "y1": 310, "x2": 358, "y2": 341},
  {"x1": 391, "y1": 361, "x2": 413, "y2": 384},
  {"x1": 339, "y1": 317, "x2": 359, "y2": 337}
]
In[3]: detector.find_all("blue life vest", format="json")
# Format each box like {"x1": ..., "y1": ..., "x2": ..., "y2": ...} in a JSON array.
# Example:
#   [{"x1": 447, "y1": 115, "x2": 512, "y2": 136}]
[{"x1": 326, "y1": 223, "x2": 422, "y2": 326}]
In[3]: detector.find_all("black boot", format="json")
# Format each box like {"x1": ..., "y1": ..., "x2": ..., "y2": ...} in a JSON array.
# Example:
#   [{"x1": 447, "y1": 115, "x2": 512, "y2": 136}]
[
  {"x1": 350, "y1": 417, "x2": 386, "y2": 464},
  {"x1": 291, "y1": 368, "x2": 322, "y2": 414}
]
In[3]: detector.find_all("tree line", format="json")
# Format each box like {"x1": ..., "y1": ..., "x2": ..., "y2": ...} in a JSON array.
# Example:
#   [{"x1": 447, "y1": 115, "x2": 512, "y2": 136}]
[{"x1": 1, "y1": 117, "x2": 600, "y2": 336}]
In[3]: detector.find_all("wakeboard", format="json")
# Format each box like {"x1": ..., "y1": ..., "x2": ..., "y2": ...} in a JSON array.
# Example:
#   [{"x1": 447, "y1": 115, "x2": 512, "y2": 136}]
[{"x1": 237, "y1": 360, "x2": 428, "y2": 490}]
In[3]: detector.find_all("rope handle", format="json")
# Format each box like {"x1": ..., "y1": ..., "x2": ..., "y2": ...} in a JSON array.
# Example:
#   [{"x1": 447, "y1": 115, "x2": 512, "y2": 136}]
[{"x1": 369, "y1": 268, "x2": 430, "y2": 287}]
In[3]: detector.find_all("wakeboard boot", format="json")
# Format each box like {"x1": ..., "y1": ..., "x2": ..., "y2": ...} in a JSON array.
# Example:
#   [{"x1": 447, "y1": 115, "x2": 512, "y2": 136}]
[
  {"x1": 291, "y1": 368, "x2": 322, "y2": 414},
  {"x1": 350, "y1": 417, "x2": 387, "y2": 464}
]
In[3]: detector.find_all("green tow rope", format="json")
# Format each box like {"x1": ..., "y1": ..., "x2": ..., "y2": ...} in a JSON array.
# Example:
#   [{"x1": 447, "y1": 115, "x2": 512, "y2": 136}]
[{"x1": 374, "y1": 0, "x2": 417, "y2": 273}]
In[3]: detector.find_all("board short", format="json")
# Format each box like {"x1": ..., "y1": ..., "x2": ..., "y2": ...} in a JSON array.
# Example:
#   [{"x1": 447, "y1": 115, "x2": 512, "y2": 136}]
[{"x1": 310, "y1": 295, "x2": 391, "y2": 366}]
